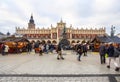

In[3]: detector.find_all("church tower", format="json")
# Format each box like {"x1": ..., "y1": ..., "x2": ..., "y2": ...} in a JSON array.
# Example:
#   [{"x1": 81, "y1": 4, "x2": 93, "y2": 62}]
[
  {"x1": 28, "y1": 14, "x2": 35, "y2": 29},
  {"x1": 57, "y1": 18, "x2": 66, "y2": 28}
]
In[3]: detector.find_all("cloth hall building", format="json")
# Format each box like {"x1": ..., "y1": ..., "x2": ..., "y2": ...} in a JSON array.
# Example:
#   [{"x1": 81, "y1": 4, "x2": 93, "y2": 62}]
[{"x1": 16, "y1": 15, "x2": 106, "y2": 44}]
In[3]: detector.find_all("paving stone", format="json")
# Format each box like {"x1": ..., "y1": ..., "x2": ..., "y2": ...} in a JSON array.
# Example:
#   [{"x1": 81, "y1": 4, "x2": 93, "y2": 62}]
[
  {"x1": 11, "y1": 81, "x2": 17, "y2": 82},
  {"x1": 28, "y1": 77, "x2": 33, "y2": 80},
  {"x1": 115, "y1": 76, "x2": 120, "y2": 82},
  {"x1": 11, "y1": 77, "x2": 17, "y2": 80},
  {"x1": 22, "y1": 77, "x2": 28, "y2": 80},
  {"x1": 17, "y1": 77, "x2": 23, "y2": 80}
]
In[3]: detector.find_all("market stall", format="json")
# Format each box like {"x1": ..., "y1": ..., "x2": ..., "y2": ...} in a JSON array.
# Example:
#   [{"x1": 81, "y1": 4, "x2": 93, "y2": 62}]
[
  {"x1": 91, "y1": 36, "x2": 120, "y2": 52},
  {"x1": 0, "y1": 37, "x2": 29, "y2": 53}
]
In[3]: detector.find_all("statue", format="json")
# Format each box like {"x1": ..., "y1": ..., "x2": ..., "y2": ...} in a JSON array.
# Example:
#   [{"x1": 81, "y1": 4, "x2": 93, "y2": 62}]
[
  {"x1": 62, "y1": 26, "x2": 67, "y2": 39},
  {"x1": 59, "y1": 26, "x2": 70, "y2": 49}
]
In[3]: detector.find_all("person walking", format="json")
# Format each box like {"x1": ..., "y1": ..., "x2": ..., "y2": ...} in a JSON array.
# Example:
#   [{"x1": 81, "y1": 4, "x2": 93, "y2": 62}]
[
  {"x1": 57, "y1": 43, "x2": 64, "y2": 60},
  {"x1": 116, "y1": 44, "x2": 120, "y2": 71},
  {"x1": 83, "y1": 43, "x2": 87, "y2": 56},
  {"x1": 49, "y1": 43, "x2": 54, "y2": 53},
  {"x1": 46, "y1": 43, "x2": 49, "y2": 54},
  {"x1": 4, "y1": 44, "x2": 9, "y2": 55},
  {"x1": 39, "y1": 44, "x2": 44, "y2": 56},
  {"x1": 99, "y1": 43, "x2": 106, "y2": 64},
  {"x1": 1, "y1": 43, "x2": 5, "y2": 56},
  {"x1": 107, "y1": 43, "x2": 119, "y2": 71},
  {"x1": 77, "y1": 42, "x2": 83, "y2": 61},
  {"x1": 26, "y1": 42, "x2": 32, "y2": 54},
  {"x1": 34, "y1": 41, "x2": 39, "y2": 53}
]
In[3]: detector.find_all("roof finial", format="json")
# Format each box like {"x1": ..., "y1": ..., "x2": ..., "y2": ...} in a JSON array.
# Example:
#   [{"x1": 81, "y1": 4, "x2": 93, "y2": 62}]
[{"x1": 60, "y1": 17, "x2": 63, "y2": 23}]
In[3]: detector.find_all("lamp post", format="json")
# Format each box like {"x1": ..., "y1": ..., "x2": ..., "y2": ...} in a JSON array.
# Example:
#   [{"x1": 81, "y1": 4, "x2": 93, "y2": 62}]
[{"x1": 111, "y1": 25, "x2": 115, "y2": 37}]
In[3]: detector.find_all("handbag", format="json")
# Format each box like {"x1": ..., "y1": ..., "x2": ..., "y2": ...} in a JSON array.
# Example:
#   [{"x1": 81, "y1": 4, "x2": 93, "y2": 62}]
[{"x1": 105, "y1": 53, "x2": 108, "y2": 58}]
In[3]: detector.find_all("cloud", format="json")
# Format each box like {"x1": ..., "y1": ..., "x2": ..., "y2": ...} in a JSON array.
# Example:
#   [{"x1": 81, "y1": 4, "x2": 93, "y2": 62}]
[{"x1": 0, "y1": 0, "x2": 120, "y2": 35}]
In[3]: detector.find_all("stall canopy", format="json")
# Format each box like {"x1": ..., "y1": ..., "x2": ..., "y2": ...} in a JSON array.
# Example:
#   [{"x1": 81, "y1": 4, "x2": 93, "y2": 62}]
[
  {"x1": 0, "y1": 37, "x2": 29, "y2": 43},
  {"x1": 0, "y1": 32, "x2": 7, "y2": 39},
  {"x1": 91, "y1": 36, "x2": 120, "y2": 43}
]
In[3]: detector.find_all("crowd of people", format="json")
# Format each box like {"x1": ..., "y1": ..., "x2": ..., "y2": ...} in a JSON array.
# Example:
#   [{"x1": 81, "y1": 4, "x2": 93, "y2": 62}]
[
  {"x1": 0, "y1": 41, "x2": 120, "y2": 72},
  {"x1": 99, "y1": 42, "x2": 120, "y2": 71}
]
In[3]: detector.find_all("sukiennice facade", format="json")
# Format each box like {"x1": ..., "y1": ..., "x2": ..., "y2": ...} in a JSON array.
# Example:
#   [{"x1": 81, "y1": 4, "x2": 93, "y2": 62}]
[{"x1": 16, "y1": 15, "x2": 106, "y2": 44}]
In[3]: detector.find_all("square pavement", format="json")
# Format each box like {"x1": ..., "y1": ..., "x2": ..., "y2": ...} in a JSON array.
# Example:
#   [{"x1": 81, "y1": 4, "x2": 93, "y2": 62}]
[{"x1": 0, "y1": 50, "x2": 119, "y2": 82}]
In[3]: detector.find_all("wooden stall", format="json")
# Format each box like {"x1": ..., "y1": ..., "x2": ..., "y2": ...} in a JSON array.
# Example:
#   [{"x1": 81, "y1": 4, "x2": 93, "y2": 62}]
[
  {"x1": 0, "y1": 37, "x2": 29, "y2": 53},
  {"x1": 91, "y1": 36, "x2": 120, "y2": 52}
]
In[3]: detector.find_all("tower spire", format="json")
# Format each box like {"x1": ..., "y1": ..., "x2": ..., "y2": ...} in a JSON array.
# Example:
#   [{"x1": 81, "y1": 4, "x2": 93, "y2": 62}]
[
  {"x1": 28, "y1": 13, "x2": 35, "y2": 29},
  {"x1": 29, "y1": 13, "x2": 34, "y2": 24}
]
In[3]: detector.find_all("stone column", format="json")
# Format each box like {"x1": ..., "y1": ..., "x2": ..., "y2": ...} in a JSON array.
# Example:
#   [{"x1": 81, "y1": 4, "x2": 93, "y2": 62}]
[{"x1": 50, "y1": 29, "x2": 52, "y2": 39}]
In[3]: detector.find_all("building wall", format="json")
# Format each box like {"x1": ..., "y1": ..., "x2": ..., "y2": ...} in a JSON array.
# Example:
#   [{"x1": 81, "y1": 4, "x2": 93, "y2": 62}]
[{"x1": 16, "y1": 16, "x2": 106, "y2": 44}]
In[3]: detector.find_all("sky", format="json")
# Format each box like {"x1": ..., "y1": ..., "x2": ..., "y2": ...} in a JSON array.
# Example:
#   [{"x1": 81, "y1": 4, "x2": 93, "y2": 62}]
[{"x1": 0, "y1": 0, "x2": 120, "y2": 35}]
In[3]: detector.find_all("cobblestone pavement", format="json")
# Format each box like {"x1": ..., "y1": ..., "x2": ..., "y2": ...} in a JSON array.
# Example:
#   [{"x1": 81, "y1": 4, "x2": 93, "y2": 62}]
[
  {"x1": 0, "y1": 50, "x2": 120, "y2": 82},
  {"x1": 0, "y1": 74, "x2": 119, "y2": 82}
]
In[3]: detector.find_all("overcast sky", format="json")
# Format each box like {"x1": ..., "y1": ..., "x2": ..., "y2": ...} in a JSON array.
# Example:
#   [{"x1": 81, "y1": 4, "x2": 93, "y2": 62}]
[{"x1": 0, "y1": 0, "x2": 120, "y2": 35}]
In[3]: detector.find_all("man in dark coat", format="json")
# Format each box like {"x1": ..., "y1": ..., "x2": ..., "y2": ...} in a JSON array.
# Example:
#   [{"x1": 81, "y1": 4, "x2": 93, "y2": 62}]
[
  {"x1": 83, "y1": 43, "x2": 87, "y2": 56},
  {"x1": 99, "y1": 43, "x2": 106, "y2": 64},
  {"x1": 107, "y1": 43, "x2": 119, "y2": 71},
  {"x1": 57, "y1": 43, "x2": 64, "y2": 60},
  {"x1": 26, "y1": 42, "x2": 32, "y2": 54},
  {"x1": 77, "y1": 42, "x2": 83, "y2": 61}
]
